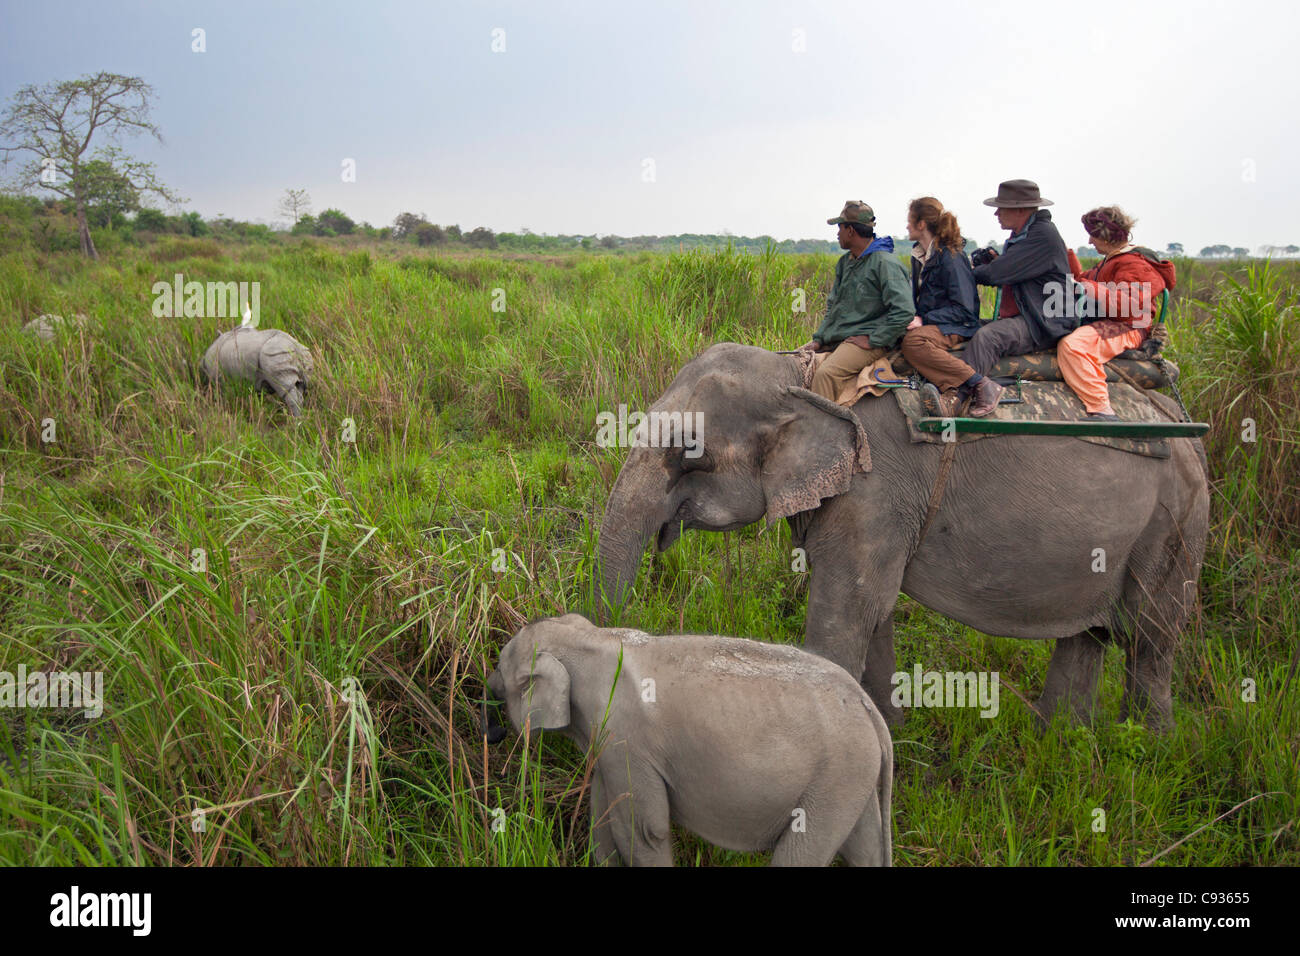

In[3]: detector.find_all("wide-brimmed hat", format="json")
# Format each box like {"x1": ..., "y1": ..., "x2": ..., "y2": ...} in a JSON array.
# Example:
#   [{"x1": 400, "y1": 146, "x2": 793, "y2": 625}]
[
  {"x1": 827, "y1": 200, "x2": 876, "y2": 227},
  {"x1": 983, "y1": 179, "x2": 1053, "y2": 208}
]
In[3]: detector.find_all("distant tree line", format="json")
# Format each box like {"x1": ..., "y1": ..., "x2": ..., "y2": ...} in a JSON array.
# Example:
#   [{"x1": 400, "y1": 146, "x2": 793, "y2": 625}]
[
  {"x1": 382, "y1": 211, "x2": 845, "y2": 254},
  {"x1": 5, "y1": 188, "x2": 1296, "y2": 262}
]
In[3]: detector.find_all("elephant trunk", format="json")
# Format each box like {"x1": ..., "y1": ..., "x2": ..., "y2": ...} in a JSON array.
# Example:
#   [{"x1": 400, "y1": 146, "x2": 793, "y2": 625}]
[
  {"x1": 597, "y1": 450, "x2": 674, "y2": 611},
  {"x1": 481, "y1": 671, "x2": 508, "y2": 745}
]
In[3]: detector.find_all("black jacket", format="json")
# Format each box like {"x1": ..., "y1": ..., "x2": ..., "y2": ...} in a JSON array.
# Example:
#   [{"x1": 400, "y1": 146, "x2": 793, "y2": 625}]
[
  {"x1": 971, "y1": 209, "x2": 1075, "y2": 348},
  {"x1": 910, "y1": 245, "x2": 980, "y2": 338}
]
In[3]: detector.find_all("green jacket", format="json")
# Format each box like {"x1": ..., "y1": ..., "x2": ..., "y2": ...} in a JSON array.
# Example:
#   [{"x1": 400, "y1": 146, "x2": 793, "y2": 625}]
[{"x1": 813, "y1": 239, "x2": 915, "y2": 349}]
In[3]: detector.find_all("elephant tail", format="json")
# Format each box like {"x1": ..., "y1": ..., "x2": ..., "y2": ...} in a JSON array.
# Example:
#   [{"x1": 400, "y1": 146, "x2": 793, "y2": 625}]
[{"x1": 863, "y1": 697, "x2": 894, "y2": 867}]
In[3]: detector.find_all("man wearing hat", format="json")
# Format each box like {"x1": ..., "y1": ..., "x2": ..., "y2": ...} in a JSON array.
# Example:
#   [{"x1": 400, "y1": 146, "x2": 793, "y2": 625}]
[
  {"x1": 961, "y1": 179, "x2": 1075, "y2": 416},
  {"x1": 799, "y1": 200, "x2": 914, "y2": 405}
]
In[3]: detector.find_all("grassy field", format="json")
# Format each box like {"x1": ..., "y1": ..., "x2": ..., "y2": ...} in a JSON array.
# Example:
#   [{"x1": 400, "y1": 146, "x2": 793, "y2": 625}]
[{"x1": 0, "y1": 237, "x2": 1296, "y2": 865}]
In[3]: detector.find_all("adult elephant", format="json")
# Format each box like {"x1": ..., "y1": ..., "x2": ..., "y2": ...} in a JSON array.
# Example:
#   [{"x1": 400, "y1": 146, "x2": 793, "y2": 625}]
[{"x1": 596, "y1": 343, "x2": 1209, "y2": 731}]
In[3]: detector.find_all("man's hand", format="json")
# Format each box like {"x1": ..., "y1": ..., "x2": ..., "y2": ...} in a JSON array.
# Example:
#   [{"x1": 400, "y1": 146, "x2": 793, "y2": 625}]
[
  {"x1": 906, "y1": 316, "x2": 923, "y2": 331},
  {"x1": 1147, "y1": 322, "x2": 1170, "y2": 354},
  {"x1": 797, "y1": 340, "x2": 820, "y2": 353},
  {"x1": 971, "y1": 247, "x2": 1000, "y2": 267}
]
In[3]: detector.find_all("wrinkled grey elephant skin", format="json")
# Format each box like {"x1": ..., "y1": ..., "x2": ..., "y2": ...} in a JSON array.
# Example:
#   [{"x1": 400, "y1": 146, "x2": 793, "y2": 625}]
[
  {"x1": 597, "y1": 343, "x2": 1210, "y2": 732},
  {"x1": 200, "y1": 327, "x2": 314, "y2": 416},
  {"x1": 488, "y1": 614, "x2": 893, "y2": 867}
]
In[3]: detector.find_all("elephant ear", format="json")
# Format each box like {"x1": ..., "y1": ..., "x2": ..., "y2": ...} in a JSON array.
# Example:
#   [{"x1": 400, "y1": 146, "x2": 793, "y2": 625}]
[
  {"x1": 520, "y1": 650, "x2": 571, "y2": 733},
  {"x1": 761, "y1": 386, "x2": 872, "y2": 524}
]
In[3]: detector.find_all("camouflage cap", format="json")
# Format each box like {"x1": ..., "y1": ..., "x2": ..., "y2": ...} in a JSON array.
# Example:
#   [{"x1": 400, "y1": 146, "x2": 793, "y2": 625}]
[{"x1": 828, "y1": 200, "x2": 876, "y2": 227}]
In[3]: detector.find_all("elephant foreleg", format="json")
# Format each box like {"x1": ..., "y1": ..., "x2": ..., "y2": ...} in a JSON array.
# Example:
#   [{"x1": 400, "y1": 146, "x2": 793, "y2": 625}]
[
  {"x1": 1034, "y1": 629, "x2": 1108, "y2": 727},
  {"x1": 590, "y1": 761, "x2": 673, "y2": 867},
  {"x1": 588, "y1": 773, "x2": 624, "y2": 866},
  {"x1": 803, "y1": 497, "x2": 910, "y2": 720},
  {"x1": 862, "y1": 616, "x2": 903, "y2": 728}
]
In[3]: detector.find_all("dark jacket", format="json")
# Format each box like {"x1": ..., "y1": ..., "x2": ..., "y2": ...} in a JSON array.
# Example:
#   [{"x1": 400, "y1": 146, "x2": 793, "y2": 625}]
[
  {"x1": 910, "y1": 244, "x2": 980, "y2": 338},
  {"x1": 971, "y1": 209, "x2": 1075, "y2": 349},
  {"x1": 813, "y1": 236, "x2": 915, "y2": 350}
]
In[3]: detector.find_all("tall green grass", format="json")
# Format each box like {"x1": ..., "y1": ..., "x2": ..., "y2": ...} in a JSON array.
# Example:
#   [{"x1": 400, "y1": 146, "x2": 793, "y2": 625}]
[
  {"x1": 1, "y1": 240, "x2": 1296, "y2": 865},
  {"x1": 1170, "y1": 262, "x2": 1299, "y2": 661}
]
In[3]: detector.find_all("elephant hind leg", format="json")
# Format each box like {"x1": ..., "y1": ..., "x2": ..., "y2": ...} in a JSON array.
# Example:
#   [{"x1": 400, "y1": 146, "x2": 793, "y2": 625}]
[
  {"x1": 771, "y1": 796, "x2": 864, "y2": 867},
  {"x1": 836, "y1": 791, "x2": 886, "y2": 867},
  {"x1": 1117, "y1": 612, "x2": 1177, "y2": 732},
  {"x1": 1115, "y1": 543, "x2": 1198, "y2": 733},
  {"x1": 1033, "y1": 629, "x2": 1108, "y2": 728}
]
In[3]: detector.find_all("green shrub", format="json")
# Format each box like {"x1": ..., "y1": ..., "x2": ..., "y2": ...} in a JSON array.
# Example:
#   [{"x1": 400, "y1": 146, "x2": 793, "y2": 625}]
[{"x1": 134, "y1": 208, "x2": 168, "y2": 232}]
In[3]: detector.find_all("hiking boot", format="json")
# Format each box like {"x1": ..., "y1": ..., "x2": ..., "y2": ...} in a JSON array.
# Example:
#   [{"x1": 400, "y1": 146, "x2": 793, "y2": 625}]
[
  {"x1": 967, "y1": 377, "x2": 1005, "y2": 418},
  {"x1": 1087, "y1": 412, "x2": 1120, "y2": 421},
  {"x1": 920, "y1": 383, "x2": 959, "y2": 418}
]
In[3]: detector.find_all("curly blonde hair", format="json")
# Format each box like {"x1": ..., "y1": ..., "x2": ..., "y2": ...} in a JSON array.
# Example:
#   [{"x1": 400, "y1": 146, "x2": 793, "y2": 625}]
[{"x1": 1081, "y1": 206, "x2": 1137, "y2": 244}]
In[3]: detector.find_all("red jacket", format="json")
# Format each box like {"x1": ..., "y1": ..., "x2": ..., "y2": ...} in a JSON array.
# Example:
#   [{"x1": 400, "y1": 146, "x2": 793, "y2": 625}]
[{"x1": 1067, "y1": 248, "x2": 1176, "y2": 333}]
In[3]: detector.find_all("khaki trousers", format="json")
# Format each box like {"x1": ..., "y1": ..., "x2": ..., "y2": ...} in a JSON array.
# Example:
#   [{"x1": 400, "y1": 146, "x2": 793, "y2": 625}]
[
  {"x1": 900, "y1": 325, "x2": 974, "y2": 393},
  {"x1": 809, "y1": 340, "x2": 888, "y2": 404}
]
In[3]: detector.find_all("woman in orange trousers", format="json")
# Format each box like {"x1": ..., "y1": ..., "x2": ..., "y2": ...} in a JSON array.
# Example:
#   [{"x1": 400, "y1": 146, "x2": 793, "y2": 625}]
[{"x1": 1058, "y1": 206, "x2": 1176, "y2": 420}]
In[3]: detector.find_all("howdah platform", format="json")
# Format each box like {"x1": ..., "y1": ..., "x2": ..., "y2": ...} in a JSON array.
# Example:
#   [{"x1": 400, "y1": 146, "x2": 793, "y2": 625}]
[{"x1": 915, "y1": 418, "x2": 1210, "y2": 438}]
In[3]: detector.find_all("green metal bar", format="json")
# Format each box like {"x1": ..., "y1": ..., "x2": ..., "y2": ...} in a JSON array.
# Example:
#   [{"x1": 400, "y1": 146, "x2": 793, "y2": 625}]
[{"x1": 915, "y1": 417, "x2": 1209, "y2": 438}]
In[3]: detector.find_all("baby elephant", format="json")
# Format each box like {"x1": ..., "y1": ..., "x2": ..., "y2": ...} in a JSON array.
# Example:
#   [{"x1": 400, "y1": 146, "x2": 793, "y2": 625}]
[{"x1": 487, "y1": 614, "x2": 893, "y2": 867}]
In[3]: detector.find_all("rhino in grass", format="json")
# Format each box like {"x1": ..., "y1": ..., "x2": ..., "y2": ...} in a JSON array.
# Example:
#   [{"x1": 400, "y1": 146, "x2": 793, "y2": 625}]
[
  {"x1": 22, "y1": 313, "x2": 89, "y2": 341},
  {"x1": 200, "y1": 326, "x2": 314, "y2": 417}
]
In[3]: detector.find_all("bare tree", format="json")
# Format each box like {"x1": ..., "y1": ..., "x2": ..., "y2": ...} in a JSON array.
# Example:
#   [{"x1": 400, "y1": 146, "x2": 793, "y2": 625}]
[
  {"x1": 0, "y1": 72, "x2": 180, "y2": 259},
  {"x1": 278, "y1": 188, "x2": 312, "y2": 225}
]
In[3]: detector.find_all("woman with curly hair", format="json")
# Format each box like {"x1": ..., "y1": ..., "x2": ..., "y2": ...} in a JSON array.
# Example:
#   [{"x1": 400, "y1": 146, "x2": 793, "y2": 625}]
[
  {"x1": 899, "y1": 197, "x2": 981, "y2": 418},
  {"x1": 1059, "y1": 206, "x2": 1176, "y2": 420}
]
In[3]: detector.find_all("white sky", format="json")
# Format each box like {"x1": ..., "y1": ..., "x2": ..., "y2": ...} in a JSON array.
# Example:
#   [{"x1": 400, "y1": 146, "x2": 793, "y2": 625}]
[{"x1": 2, "y1": 0, "x2": 1297, "y2": 252}]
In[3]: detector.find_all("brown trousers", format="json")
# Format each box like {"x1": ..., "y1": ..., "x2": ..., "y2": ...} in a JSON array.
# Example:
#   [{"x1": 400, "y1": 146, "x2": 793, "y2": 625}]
[
  {"x1": 900, "y1": 325, "x2": 974, "y2": 393},
  {"x1": 809, "y1": 339, "x2": 888, "y2": 405}
]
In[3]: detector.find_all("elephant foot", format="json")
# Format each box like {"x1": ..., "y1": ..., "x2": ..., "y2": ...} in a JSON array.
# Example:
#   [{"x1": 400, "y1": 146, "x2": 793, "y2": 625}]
[
  {"x1": 1119, "y1": 629, "x2": 1176, "y2": 734},
  {"x1": 1035, "y1": 631, "x2": 1107, "y2": 729},
  {"x1": 1030, "y1": 694, "x2": 1099, "y2": 730},
  {"x1": 1118, "y1": 693, "x2": 1174, "y2": 735},
  {"x1": 1031, "y1": 690, "x2": 1099, "y2": 727}
]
